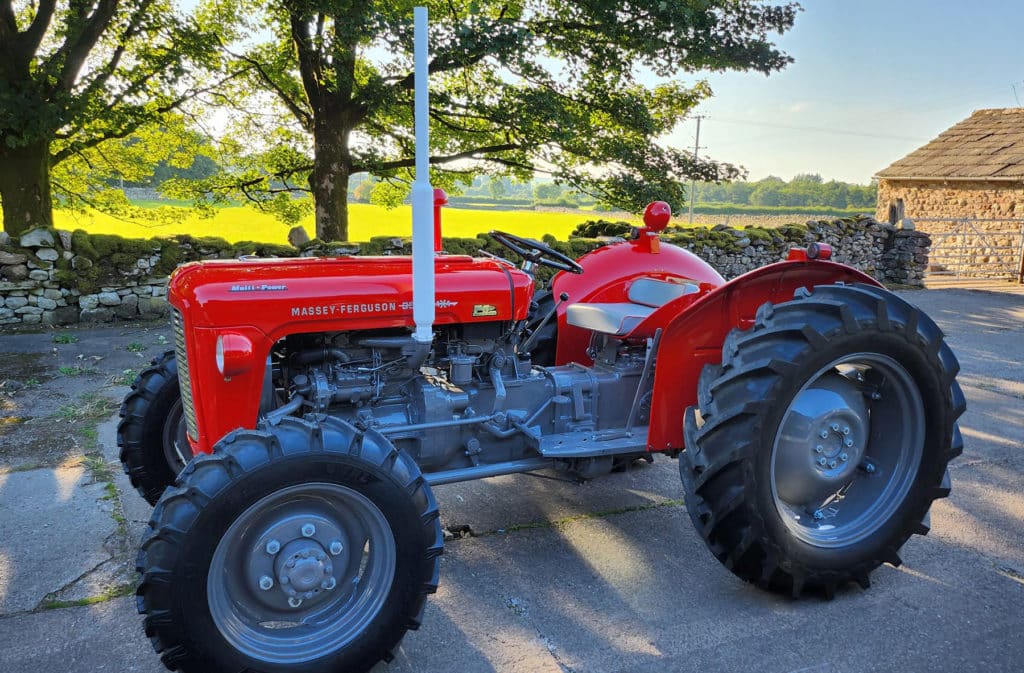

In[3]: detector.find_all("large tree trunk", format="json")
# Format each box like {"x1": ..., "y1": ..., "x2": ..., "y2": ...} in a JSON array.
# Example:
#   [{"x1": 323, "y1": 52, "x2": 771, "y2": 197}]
[
  {"x1": 309, "y1": 123, "x2": 352, "y2": 242},
  {"x1": 0, "y1": 142, "x2": 54, "y2": 237}
]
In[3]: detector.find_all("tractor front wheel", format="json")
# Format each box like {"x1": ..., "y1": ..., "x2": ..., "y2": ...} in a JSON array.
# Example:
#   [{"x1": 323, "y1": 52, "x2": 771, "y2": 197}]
[
  {"x1": 136, "y1": 416, "x2": 443, "y2": 673},
  {"x1": 680, "y1": 284, "x2": 964, "y2": 598},
  {"x1": 118, "y1": 351, "x2": 190, "y2": 504}
]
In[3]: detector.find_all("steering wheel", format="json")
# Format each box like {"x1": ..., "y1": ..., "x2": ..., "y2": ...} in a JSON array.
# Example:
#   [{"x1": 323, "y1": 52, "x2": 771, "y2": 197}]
[{"x1": 489, "y1": 230, "x2": 584, "y2": 275}]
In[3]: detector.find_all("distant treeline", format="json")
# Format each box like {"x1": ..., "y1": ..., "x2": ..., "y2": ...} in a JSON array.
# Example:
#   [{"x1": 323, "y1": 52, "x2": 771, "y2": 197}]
[
  {"x1": 123, "y1": 166, "x2": 876, "y2": 213},
  {"x1": 695, "y1": 174, "x2": 876, "y2": 210}
]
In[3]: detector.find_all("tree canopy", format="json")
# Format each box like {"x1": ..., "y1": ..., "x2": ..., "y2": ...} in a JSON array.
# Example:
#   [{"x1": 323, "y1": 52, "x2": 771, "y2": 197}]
[
  {"x1": 0, "y1": 0, "x2": 223, "y2": 235},
  {"x1": 181, "y1": 0, "x2": 799, "y2": 241}
]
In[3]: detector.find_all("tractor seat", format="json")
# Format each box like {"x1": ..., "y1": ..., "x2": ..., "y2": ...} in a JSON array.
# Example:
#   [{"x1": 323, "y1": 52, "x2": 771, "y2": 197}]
[{"x1": 565, "y1": 277, "x2": 699, "y2": 336}]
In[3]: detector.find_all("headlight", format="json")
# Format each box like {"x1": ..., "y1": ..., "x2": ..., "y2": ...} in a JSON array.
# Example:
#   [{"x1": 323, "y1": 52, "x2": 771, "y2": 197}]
[{"x1": 215, "y1": 333, "x2": 255, "y2": 378}]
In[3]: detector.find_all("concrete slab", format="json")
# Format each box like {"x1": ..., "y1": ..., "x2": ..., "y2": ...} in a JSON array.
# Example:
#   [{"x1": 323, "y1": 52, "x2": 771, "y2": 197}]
[
  {"x1": 0, "y1": 286, "x2": 1021, "y2": 673},
  {"x1": 0, "y1": 466, "x2": 115, "y2": 614}
]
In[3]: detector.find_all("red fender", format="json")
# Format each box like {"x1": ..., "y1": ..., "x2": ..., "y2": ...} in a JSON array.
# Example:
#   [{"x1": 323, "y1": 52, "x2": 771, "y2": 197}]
[{"x1": 644, "y1": 260, "x2": 882, "y2": 453}]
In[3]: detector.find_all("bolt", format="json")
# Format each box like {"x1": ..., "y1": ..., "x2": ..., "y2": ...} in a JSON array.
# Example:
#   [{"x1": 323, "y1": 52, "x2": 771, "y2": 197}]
[
  {"x1": 817, "y1": 456, "x2": 827, "y2": 466},
  {"x1": 845, "y1": 438, "x2": 854, "y2": 448},
  {"x1": 840, "y1": 452, "x2": 849, "y2": 462},
  {"x1": 286, "y1": 559, "x2": 296, "y2": 569},
  {"x1": 831, "y1": 423, "x2": 840, "y2": 432},
  {"x1": 828, "y1": 460, "x2": 837, "y2": 469},
  {"x1": 265, "y1": 539, "x2": 280, "y2": 555},
  {"x1": 864, "y1": 462, "x2": 877, "y2": 474},
  {"x1": 819, "y1": 430, "x2": 829, "y2": 439},
  {"x1": 329, "y1": 540, "x2": 343, "y2": 555},
  {"x1": 301, "y1": 523, "x2": 316, "y2": 537},
  {"x1": 813, "y1": 510, "x2": 824, "y2": 520},
  {"x1": 322, "y1": 577, "x2": 337, "y2": 591},
  {"x1": 814, "y1": 445, "x2": 824, "y2": 454},
  {"x1": 288, "y1": 597, "x2": 303, "y2": 608},
  {"x1": 842, "y1": 426, "x2": 851, "y2": 435},
  {"x1": 259, "y1": 576, "x2": 274, "y2": 591},
  {"x1": 871, "y1": 392, "x2": 882, "y2": 400}
]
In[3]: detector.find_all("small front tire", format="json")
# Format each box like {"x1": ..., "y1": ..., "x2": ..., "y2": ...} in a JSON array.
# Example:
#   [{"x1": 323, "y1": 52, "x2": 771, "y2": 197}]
[
  {"x1": 136, "y1": 415, "x2": 443, "y2": 673},
  {"x1": 118, "y1": 351, "x2": 189, "y2": 505}
]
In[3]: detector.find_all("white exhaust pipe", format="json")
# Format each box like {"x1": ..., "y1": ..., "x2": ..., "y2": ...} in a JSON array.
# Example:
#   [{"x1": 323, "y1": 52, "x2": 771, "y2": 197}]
[{"x1": 410, "y1": 5, "x2": 435, "y2": 344}]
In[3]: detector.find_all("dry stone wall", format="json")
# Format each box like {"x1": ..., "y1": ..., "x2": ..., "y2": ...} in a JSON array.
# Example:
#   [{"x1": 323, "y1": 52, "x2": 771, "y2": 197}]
[
  {"x1": 876, "y1": 179, "x2": 1024, "y2": 221},
  {"x1": 0, "y1": 216, "x2": 930, "y2": 328}
]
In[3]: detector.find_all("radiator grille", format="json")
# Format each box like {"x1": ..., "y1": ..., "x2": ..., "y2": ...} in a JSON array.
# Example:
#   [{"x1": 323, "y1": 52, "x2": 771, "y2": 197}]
[{"x1": 172, "y1": 309, "x2": 198, "y2": 439}]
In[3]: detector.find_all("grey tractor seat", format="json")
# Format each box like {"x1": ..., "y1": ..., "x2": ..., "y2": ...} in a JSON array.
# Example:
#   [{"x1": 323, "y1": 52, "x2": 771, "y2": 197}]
[{"x1": 565, "y1": 277, "x2": 699, "y2": 336}]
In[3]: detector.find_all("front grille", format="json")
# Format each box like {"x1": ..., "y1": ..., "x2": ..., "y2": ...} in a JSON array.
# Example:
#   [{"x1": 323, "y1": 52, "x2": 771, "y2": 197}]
[{"x1": 172, "y1": 309, "x2": 199, "y2": 439}]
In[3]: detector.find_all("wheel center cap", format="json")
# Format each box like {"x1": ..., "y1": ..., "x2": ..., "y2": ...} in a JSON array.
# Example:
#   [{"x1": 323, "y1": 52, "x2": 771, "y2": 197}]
[{"x1": 287, "y1": 557, "x2": 325, "y2": 592}]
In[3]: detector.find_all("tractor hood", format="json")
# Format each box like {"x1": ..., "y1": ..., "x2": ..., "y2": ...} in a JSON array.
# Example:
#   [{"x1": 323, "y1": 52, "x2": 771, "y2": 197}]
[{"x1": 167, "y1": 255, "x2": 534, "y2": 334}]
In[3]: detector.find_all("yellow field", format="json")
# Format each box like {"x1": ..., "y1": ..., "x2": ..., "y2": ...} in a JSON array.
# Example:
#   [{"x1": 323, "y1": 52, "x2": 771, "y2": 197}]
[{"x1": 52, "y1": 204, "x2": 643, "y2": 245}]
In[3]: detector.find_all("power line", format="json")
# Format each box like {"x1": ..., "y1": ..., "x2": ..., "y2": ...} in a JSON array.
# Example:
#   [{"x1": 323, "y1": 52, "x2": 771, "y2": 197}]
[{"x1": 712, "y1": 117, "x2": 928, "y2": 142}]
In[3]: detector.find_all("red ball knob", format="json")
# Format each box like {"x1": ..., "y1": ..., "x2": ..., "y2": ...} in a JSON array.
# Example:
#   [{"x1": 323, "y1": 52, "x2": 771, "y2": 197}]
[{"x1": 642, "y1": 201, "x2": 672, "y2": 232}]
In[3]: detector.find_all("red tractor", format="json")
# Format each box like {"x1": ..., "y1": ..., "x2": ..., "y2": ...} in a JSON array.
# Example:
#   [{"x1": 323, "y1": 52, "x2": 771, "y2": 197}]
[{"x1": 122, "y1": 201, "x2": 963, "y2": 673}]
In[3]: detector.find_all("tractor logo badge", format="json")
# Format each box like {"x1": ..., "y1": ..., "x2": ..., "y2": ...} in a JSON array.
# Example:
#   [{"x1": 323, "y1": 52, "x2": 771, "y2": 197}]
[{"x1": 472, "y1": 304, "x2": 498, "y2": 317}]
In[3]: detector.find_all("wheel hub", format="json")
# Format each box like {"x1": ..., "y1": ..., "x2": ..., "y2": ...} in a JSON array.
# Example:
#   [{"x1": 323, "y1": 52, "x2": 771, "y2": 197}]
[
  {"x1": 774, "y1": 373, "x2": 868, "y2": 506},
  {"x1": 276, "y1": 541, "x2": 333, "y2": 597}
]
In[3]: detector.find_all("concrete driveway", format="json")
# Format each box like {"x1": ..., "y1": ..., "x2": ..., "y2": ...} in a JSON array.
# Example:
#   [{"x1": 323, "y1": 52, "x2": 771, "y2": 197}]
[{"x1": 0, "y1": 286, "x2": 1022, "y2": 673}]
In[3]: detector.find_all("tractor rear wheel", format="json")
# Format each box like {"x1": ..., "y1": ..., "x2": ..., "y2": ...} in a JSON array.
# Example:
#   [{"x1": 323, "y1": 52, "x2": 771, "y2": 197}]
[
  {"x1": 680, "y1": 284, "x2": 964, "y2": 598},
  {"x1": 118, "y1": 351, "x2": 190, "y2": 505},
  {"x1": 136, "y1": 415, "x2": 443, "y2": 673}
]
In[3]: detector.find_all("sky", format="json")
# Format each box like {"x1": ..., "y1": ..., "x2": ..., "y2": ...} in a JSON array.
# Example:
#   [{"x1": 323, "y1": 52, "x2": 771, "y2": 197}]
[{"x1": 666, "y1": 0, "x2": 1024, "y2": 184}]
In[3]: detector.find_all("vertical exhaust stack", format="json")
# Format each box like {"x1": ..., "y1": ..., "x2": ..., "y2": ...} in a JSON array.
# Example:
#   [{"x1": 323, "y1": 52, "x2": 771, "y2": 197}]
[{"x1": 411, "y1": 6, "x2": 435, "y2": 344}]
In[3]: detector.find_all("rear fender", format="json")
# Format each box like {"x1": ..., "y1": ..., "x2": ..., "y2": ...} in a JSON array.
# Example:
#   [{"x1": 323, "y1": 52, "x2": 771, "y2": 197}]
[{"x1": 645, "y1": 261, "x2": 882, "y2": 452}]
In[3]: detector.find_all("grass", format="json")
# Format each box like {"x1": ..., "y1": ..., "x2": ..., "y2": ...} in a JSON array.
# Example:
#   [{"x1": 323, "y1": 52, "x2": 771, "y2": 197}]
[
  {"x1": 126, "y1": 341, "x2": 146, "y2": 353},
  {"x1": 52, "y1": 333, "x2": 79, "y2": 344},
  {"x1": 58, "y1": 365, "x2": 99, "y2": 377},
  {"x1": 38, "y1": 583, "x2": 136, "y2": 611},
  {"x1": 54, "y1": 203, "x2": 641, "y2": 245},
  {"x1": 109, "y1": 368, "x2": 141, "y2": 386}
]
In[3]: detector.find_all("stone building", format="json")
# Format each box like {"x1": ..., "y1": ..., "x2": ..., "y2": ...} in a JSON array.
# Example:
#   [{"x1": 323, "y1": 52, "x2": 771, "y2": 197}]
[{"x1": 875, "y1": 108, "x2": 1024, "y2": 222}]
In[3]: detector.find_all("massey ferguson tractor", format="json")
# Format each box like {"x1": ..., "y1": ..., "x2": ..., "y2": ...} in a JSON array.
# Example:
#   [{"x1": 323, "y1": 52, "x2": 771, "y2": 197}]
[{"x1": 118, "y1": 9, "x2": 964, "y2": 673}]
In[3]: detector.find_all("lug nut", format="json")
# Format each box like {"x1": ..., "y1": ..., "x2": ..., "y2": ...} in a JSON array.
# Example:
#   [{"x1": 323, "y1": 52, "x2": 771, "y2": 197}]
[
  {"x1": 322, "y1": 577, "x2": 337, "y2": 591},
  {"x1": 842, "y1": 426, "x2": 851, "y2": 435},
  {"x1": 259, "y1": 575, "x2": 274, "y2": 591},
  {"x1": 301, "y1": 523, "x2": 316, "y2": 537},
  {"x1": 329, "y1": 540, "x2": 343, "y2": 555},
  {"x1": 817, "y1": 456, "x2": 827, "y2": 466},
  {"x1": 265, "y1": 539, "x2": 280, "y2": 555},
  {"x1": 845, "y1": 438, "x2": 854, "y2": 448},
  {"x1": 814, "y1": 445, "x2": 824, "y2": 454},
  {"x1": 831, "y1": 423, "x2": 840, "y2": 432},
  {"x1": 870, "y1": 392, "x2": 882, "y2": 400},
  {"x1": 864, "y1": 462, "x2": 877, "y2": 474},
  {"x1": 819, "y1": 430, "x2": 829, "y2": 439},
  {"x1": 288, "y1": 597, "x2": 303, "y2": 608},
  {"x1": 840, "y1": 452, "x2": 849, "y2": 461},
  {"x1": 813, "y1": 510, "x2": 824, "y2": 520},
  {"x1": 828, "y1": 460, "x2": 837, "y2": 468}
]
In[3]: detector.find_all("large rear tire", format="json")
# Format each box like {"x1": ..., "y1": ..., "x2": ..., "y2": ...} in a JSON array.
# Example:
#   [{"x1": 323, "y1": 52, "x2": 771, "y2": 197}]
[
  {"x1": 680, "y1": 283, "x2": 964, "y2": 598},
  {"x1": 118, "y1": 351, "x2": 189, "y2": 505},
  {"x1": 136, "y1": 415, "x2": 443, "y2": 673}
]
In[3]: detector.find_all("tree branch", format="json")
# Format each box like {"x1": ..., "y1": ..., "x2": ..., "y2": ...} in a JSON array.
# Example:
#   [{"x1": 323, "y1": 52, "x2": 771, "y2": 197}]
[
  {"x1": 353, "y1": 143, "x2": 523, "y2": 173},
  {"x1": 19, "y1": 0, "x2": 57, "y2": 59},
  {"x1": 56, "y1": 0, "x2": 119, "y2": 92},
  {"x1": 227, "y1": 48, "x2": 313, "y2": 130}
]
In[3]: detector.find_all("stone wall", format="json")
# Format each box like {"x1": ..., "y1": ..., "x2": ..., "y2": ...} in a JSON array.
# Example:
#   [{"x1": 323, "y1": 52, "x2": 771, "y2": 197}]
[
  {"x1": 0, "y1": 216, "x2": 931, "y2": 328},
  {"x1": 876, "y1": 178, "x2": 1024, "y2": 221},
  {"x1": 875, "y1": 179, "x2": 1024, "y2": 279}
]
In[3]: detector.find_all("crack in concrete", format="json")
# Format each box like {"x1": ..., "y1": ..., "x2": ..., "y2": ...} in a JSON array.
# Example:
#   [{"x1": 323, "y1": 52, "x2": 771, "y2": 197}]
[{"x1": 441, "y1": 498, "x2": 687, "y2": 543}]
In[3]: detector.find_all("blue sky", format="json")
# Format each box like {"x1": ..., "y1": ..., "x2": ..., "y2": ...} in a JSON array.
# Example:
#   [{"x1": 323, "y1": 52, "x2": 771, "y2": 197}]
[{"x1": 667, "y1": 0, "x2": 1024, "y2": 184}]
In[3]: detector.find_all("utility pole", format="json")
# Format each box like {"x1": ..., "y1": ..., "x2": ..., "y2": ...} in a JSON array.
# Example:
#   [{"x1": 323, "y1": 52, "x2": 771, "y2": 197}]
[{"x1": 688, "y1": 115, "x2": 704, "y2": 225}]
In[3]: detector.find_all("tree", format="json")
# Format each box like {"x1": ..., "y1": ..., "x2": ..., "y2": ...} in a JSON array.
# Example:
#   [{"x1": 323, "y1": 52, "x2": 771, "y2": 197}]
[
  {"x1": 0, "y1": 0, "x2": 223, "y2": 236},
  {"x1": 192, "y1": 0, "x2": 798, "y2": 241}
]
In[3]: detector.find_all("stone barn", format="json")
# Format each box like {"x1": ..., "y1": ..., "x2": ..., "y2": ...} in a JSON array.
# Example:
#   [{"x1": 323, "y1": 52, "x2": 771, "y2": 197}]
[{"x1": 874, "y1": 108, "x2": 1024, "y2": 281}]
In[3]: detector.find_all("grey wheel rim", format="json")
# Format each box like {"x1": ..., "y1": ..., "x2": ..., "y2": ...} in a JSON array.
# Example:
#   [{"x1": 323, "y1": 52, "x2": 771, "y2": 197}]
[
  {"x1": 161, "y1": 399, "x2": 189, "y2": 473},
  {"x1": 207, "y1": 482, "x2": 397, "y2": 664},
  {"x1": 770, "y1": 353, "x2": 925, "y2": 548}
]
